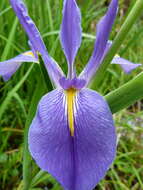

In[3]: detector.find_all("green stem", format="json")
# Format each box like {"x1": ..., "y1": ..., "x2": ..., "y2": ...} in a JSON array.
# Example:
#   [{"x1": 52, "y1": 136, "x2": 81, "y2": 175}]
[
  {"x1": 1, "y1": 18, "x2": 18, "y2": 60},
  {"x1": 46, "y1": 0, "x2": 54, "y2": 42},
  {"x1": 91, "y1": 0, "x2": 143, "y2": 89},
  {"x1": 105, "y1": 72, "x2": 143, "y2": 114},
  {"x1": 0, "y1": 64, "x2": 34, "y2": 121},
  {"x1": 39, "y1": 56, "x2": 54, "y2": 90},
  {"x1": 30, "y1": 171, "x2": 52, "y2": 188}
]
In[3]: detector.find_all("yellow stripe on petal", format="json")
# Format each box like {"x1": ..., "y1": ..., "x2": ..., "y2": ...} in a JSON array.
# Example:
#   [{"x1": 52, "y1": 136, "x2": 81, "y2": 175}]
[
  {"x1": 115, "y1": 54, "x2": 120, "y2": 58},
  {"x1": 66, "y1": 88, "x2": 76, "y2": 136},
  {"x1": 23, "y1": 51, "x2": 34, "y2": 57}
]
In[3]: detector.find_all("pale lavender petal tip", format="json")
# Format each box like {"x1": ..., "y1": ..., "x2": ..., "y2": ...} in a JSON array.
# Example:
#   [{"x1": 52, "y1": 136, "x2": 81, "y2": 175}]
[
  {"x1": 0, "y1": 52, "x2": 38, "y2": 81},
  {"x1": 0, "y1": 62, "x2": 21, "y2": 81},
  {"x1": 60, "y1": 0, "x2": 82, "y2": 66},
  {"x1": 112, "y1": 57, "x2": 142, "y2": 73},
  {"x1": 28, "y1": 89, "x2": 116, "y2": 190}
]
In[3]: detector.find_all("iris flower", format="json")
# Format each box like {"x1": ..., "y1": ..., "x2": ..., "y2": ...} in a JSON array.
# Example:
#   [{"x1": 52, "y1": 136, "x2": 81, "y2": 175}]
[{"x1": 0, "y1": 0, "x2": 141, "y2": 189}]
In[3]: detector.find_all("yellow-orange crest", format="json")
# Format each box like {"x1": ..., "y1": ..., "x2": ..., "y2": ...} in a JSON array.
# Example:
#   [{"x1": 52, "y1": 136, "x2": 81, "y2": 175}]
[
  {"x1": 23, "y1": 51, "x2": 34, "y2": 57},
  {"x1": 66, "y1": 88, "x2": 76, "y2": 136}
]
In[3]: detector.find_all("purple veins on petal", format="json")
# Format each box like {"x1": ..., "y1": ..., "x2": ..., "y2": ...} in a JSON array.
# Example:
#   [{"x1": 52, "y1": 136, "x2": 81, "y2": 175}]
[
  {"x1": 60, "y1": 0, "x2": 82, "y2": 78},
  {"x1": 80, "y1": 0, "x2": 118, "y2": 85},
  {"x1": 111, "y1": 56, "x2": 142, "y2": 73},
  {"x1": 28, "y1": 88, "x2": 116, "y2": 190},
  {"x1": 0, "y1": 51, "x2": 38, "y2": 81}
]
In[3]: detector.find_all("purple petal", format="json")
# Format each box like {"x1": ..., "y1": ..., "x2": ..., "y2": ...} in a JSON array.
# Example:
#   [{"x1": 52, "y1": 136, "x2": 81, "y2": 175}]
[
  {"x1": 112, "y1": 57, "x2": 142, "y2": 73},
  {"x1": 10, "y1": 0, "x2": 64, "y2": 86},
  {"x1": 10, "y1": 0, "x2": 47, "y2": 55},
  {"x1": 59, "y1": 77, "x2": 73, "y2": 89},
  {"x1": 0, "y1": 51, "x2": 38, "y2": 81},
  {"x1": 60, "y1": 0, "x2": 82, "y2": 78},
  {"x1": 59, "y1": 77, "x2": 86, "y2": 89},
  {"x1": 80, "y1": 0, "x2": 118, "y2": 84},
  {"x1": 0, "y1": 62, "x2": 20, "y2": 81},
  {"x1": 28, "y1": 40, "x2": 39, "y2": 59},
  {"x1": 42, "y1": 55, "x2": 65, "y2": 88},
  {"x1": 28, "y1": 89, "x2": 116, "y2": 190},
  {"x1": 71, "y1": 77, "x2": 86, "y2": 89}
]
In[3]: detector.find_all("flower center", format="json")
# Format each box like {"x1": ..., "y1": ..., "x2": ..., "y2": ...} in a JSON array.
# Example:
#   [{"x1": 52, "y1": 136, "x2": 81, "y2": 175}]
[
  {"x1": 66, "y1": 88, "x2": 76, "y2": 136},
  {"x1": 59, "y1": 77, "x2": 86, "y2": 90}
]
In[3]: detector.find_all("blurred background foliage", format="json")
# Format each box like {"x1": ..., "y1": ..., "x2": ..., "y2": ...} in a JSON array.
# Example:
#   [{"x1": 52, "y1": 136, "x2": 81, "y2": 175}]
[{"x1": 0, "y1": 0, "x2": 143, "y2": 189}]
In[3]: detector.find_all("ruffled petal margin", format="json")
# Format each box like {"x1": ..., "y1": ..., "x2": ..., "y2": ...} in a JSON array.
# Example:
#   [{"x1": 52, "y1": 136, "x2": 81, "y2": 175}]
[
  {"x1": 28, "y1": 88, "x2": 116, "y2": 190},
  {"x1": 0, "y1": 51, "x2": 38, "y2": 81}
]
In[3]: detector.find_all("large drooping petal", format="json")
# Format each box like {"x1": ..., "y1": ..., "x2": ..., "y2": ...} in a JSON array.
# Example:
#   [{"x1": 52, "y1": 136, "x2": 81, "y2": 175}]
[
  {"x1": 0, "y1": 51, "x2": 38, "y2": 81},
  {"x1": 10, "y1": 0, "x2": 64, "y2": 86},
  {"x1": 60, "y1": 0, "x2": 82, "y2": 78},
  {"x1": 111, "y1": 56, "x2": 141, "y2": 73},
  {"x1": 80, "y1": 0, "x2": 118, "y2": 85},
  {"x1": 28, "y1": 88, "x2": 116, "y2": 190}
]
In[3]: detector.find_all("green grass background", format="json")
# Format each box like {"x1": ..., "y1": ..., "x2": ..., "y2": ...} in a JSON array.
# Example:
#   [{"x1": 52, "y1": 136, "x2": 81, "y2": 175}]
[{"x1": 0, "y1": 0, "x2": 143, "y2": 189}]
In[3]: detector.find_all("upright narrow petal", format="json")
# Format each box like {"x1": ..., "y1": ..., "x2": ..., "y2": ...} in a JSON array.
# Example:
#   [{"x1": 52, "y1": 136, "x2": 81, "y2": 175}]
[
  {"x1": 111, "y1": 56, "x2": 141, "y2": 73},
  {"x1": 0, "y1": 51, "x2": 38, "y2": 81},
  {"x1": 28, "y1": 40, "x2": 38, "y2": 59},
  {"x1": 29, "y1": 89, "x2": 116, "y2": 190},
  {"x1": 10, "y1": 0, "x2": 64, "y2": 86},
  {"x1": 60, "y1": 0, "x2": 82, "y2": 78},
  {"x1": 80, "y1": 0, "x2": 118, "y2": 85},
  {"x1": 42, "y1": 54, "x2": 65, "y2": 88},
  {"x1": 10, "y1": 0, "x2": 46, "y2": 54}
]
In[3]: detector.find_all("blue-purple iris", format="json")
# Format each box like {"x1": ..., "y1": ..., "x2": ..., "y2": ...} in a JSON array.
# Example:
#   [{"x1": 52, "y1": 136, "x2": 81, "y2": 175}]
[{"x1": 0, "y1": 0, "x2": 141, "y2": 189}]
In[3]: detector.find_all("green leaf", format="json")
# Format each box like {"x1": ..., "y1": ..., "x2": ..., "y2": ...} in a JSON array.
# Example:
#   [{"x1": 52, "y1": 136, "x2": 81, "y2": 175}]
[{"x1": 105, "y1": 72, "x2": 143, "y2": 113}]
